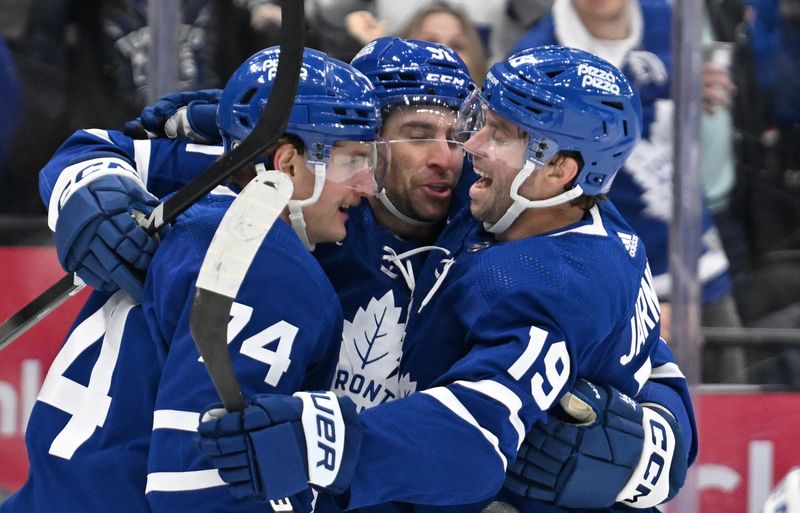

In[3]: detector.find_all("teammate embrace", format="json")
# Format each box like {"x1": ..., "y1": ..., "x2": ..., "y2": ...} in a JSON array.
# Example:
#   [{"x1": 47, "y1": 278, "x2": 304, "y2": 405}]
[{"x1": 4, "y1": 38, "x2": 695, "y2": 513}]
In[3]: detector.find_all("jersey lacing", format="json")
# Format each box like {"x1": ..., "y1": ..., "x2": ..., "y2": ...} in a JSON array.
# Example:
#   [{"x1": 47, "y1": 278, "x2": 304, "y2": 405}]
[
  {"x1": 417, "y1": 256, "x2": 455, "y2": 313},
  {"x1": 380, "y1": 245, "x2": 451, "y2": 294}
]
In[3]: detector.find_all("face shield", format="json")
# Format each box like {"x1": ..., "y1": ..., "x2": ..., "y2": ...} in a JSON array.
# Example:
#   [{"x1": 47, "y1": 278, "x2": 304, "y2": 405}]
[
  {"x1": 382, "y1": 104, "x2": 464, "y2": 161},
  {"x1": 304, "y1": 139, "x2": 390, "y2": 197},
  {"x1": 453, "y1": 89, "x2": 584, "y2": 234},
  {"x1": 453, "y1": 89, "x2": 559, "y2": 172}
]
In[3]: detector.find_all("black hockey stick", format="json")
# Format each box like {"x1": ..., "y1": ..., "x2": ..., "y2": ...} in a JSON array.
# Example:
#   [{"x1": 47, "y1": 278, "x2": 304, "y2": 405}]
[
  {"x1": 191, "y1": 170, "x2": 296, "y2": 512},
  {"x1": 0, "y1": 0, "x2": 304, "y2": 351},
  {"x1": 190, "y1": 171, "x2": 293, "y2": 412}
]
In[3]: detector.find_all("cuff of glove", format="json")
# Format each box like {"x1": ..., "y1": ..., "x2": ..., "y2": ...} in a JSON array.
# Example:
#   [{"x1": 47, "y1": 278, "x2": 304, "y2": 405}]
[
  {"x1": 295, "y1": 391, "x2": 362, "y2": 495},
  {"x1": 48, "y1": 157, "x2": 145, "y2": 231},
  {"x1": 251, "y1": 421, "x2": 311, "y2": 500},
  {"x1": 615, "y1": 405, "x2": 677, "y2": 508}
]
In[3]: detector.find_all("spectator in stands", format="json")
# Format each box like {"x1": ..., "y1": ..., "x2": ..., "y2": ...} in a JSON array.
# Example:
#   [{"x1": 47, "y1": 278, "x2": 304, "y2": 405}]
[
  {"x1": 0, "y1": 0, "x2": 266, "y2": 216},
  {"x1": 396, "y1": 4, "x2": 488, "y2": 83},
  {"x1": 342, "y1": 0, "x2": 553, "y2": 65}
]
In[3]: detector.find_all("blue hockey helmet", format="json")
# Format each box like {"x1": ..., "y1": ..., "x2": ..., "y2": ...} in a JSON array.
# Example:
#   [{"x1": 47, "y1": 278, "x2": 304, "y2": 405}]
[
  {"x1": 470, "y1": 45, "x2": 642, "y2": 197},
  {"x1": 218, "y1": 46, "x2": 380, "y2": 159},
  {"x1": 218, "y1": 47, "x2": 382, "y2": 249},
  {"x1": 350, "y1": 37, "x2": 475, "y2": 112}
]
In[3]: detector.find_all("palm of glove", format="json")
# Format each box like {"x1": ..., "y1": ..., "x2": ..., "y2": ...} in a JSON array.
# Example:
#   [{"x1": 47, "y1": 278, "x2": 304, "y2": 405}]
[
  {"x1": 505, "y1": 380, "x2": 645, "y2": 509},
  {"x1": 54, "y1": 175, "x2": 159, "y2": 301}
]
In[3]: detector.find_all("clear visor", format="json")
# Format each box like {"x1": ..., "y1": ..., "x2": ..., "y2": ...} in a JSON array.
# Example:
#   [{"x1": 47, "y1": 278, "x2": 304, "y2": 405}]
[
  {"x1": 386, "y1": 138, "x2": 463, "y2": 165},
  {"x1": 453, "y1": 90, "x2": 559, "y2": 171},
  {"x1": 307, "y1": 140, "x2": 390, "y2": 195},
  {"x1": 381, "y1": 105, "x2": 465, "y2": 186}
]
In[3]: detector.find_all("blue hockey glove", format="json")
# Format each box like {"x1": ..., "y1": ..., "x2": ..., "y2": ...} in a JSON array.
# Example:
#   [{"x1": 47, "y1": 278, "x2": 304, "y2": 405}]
[
  {"x1": 54, "y1": 174, "x2": 159, "y2": 301},
  {"x1": 197, "y1": 391, "x2": 362, "y2": 503},
  {"x1": 505, "y1": 379, "x2": 686, "y2": 509},
  {"x1": 124, "y1": 88, "x2": 222, "y2": 144}
]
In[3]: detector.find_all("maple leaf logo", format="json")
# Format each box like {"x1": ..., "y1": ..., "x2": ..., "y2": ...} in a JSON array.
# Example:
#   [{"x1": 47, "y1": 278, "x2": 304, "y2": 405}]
[
  {"x1": 397, "y1": 372, "x2": 417, "y2": 398},
  {"x1": 334, "y1": 290, "x2": 405, "y2": 410},
  {"x1": 625, "y1": 99, "x2": 674, "y2": 222}
]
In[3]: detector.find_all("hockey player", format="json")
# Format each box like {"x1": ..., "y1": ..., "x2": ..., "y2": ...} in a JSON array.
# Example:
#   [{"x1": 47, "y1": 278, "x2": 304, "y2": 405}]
[
  {"x1": 510, "y1": 0, "x2": 743, "y2": 377},
  {"x1": 308, "y1": 37, "x2": 477, "y2": 410},
  {"x1": 33, "y1": 39, "x2": 695, "y2": 511},
  {"x1": 196, "y1": 46, "x2": 691, "y2": 512},
  {"x1": 31, "y1": 36, "x2": 696, "y2": 512},
  {"x1": 2, "y1": 47, "x2": 381, "y2": 513}
]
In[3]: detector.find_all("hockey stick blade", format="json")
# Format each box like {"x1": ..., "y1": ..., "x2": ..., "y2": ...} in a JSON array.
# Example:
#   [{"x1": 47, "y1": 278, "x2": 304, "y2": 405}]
[
  {"x1": 0, "y1": 0, "x2": 305, "y2": 350},
  {"x1": 189, "y1": 172, "x2": 296, "y2": 512},
  {"x1": 189, "y1": 171, "x2": 293, "y2": 411}
]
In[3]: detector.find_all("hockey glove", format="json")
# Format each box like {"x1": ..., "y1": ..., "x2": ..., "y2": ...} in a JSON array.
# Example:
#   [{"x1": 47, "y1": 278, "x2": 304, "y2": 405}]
[
  {"x1": 197, "y1": 391, "x2": 362, "y2": 502},
  {"x1": 124, "y1": 88, "x2": 222, "y2": 144},
  {"x1": 505, "y1": 379, "x2": 685, "y2": 509},
  {"x1": 54, "y1": 174, "x2": 159, "y2": 301}
]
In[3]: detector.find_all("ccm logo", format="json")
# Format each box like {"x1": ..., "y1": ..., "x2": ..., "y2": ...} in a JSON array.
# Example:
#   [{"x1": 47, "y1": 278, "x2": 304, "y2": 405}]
[
  {"x1": 425, "y1": 73, "x2": 466, "y2": 86},
  {"x1": 626, "y1": 419, "x2": 669, "y2": 504}
]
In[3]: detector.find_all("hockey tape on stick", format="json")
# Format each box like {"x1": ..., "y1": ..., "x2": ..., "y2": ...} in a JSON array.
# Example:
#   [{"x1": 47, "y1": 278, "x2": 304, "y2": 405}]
[{"x1": 190, "y1": 170, "x2": 293, "y2": 411}]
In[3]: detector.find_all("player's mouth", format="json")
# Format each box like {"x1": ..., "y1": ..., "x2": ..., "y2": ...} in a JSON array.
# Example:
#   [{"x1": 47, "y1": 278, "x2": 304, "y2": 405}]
[
  {"x1": 472, "y1": 168, "x2": 493, "y2": 189},
  {"x1": 338, "y1": 204, "x2": 355, "y2": 218},
  {"x1": 420, "y1": 182, "x2": 453, "y2": 199}
]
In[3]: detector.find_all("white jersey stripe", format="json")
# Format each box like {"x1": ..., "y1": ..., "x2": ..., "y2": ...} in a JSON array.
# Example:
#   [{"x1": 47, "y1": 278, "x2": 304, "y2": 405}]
[
  {"x1": 422, "y1": 387, "x2": 508, "y2": 469},
  {"x1": 186, "y1": 143, "x2": 225, "y2": 156},
  {"x1": 152, "y1": 409, "x2": 200, "y2": 432},
  {"x1": 146, "y1": 470, "x2": 226, "y2": 493},
  {"x1": 454, "y1": 380, "x2": 526, "y2": 450},
  {"x1": 650, "y1": 362, "x2": 685, "y2": 380},
  {"x1": 133, "y1": 138, "x2": 152, "y2": 186}
]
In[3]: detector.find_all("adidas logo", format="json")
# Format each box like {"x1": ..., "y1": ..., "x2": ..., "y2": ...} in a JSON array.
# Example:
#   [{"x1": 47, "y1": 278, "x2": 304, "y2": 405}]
[{"x1": 618, "y1": 232, "x2": 639, "y2": 257}]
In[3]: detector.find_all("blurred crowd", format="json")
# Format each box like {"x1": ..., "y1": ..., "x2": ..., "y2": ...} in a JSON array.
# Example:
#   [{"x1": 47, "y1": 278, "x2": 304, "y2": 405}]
[{"x1": 0, "y1": 0, "x2": 798, "y2": 386}]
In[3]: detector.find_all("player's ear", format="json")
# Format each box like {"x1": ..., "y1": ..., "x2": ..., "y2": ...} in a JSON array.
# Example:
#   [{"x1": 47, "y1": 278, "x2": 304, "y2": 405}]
[
  {"x1": 550, "y1": 154, "x2": 579, "y2": 187},
  {"x1": 273, "y1": 142, "x2": 300, "y2": 176}
]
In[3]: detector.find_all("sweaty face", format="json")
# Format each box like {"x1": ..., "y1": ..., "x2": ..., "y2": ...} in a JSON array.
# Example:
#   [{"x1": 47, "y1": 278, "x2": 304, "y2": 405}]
[
  {"x1": 463, "y1": 109, "x2": 532, "y2": 224},
  {"x1": 380, "y1": 105, "x2": 464, "y2": 223}
]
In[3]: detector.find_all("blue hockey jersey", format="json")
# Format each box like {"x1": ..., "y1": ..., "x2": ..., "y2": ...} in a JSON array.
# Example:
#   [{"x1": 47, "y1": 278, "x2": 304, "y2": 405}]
[
  {"x1": 511, "y1": 0, "x2": 732, "y2": 305},
  {"x1": 142, "y1": 186, "x2": 342, "y2": 513},
  {"x1": 11, "y1": 129, "x2": 341, "y2": 513},
  {"x1": 3, "y1": 130, "x2": 220, "y2": 513},
  {"x1": 327, "y1": 202, "x2": 668, "y2": 512},
  {"x1": 314, "y1": 202, "x2": 450, "y2": 411},
  {"x1": 23, "y1": 130, "x2": 696, "y2": 513},
  {"x1": 1, "y1": 292, "x2": 158, "y2": 513}
]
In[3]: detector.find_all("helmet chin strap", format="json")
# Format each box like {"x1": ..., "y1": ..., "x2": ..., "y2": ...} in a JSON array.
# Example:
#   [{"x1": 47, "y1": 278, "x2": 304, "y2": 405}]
[
  {"x1": 376, "y1": 188, "x2": 436, "y2": 226},
  {"x1": 484, "y1": 159, "x2": 585, "y2": 234},
  {"x1": 286, "y1": 162, "x2": 326, "y2": 250}
]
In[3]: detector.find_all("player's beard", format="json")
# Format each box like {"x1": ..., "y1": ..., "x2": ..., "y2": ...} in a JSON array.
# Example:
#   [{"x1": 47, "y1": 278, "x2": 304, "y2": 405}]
[{"x1": 469, "y1": 170, "x2": 515, "y2": 225}]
